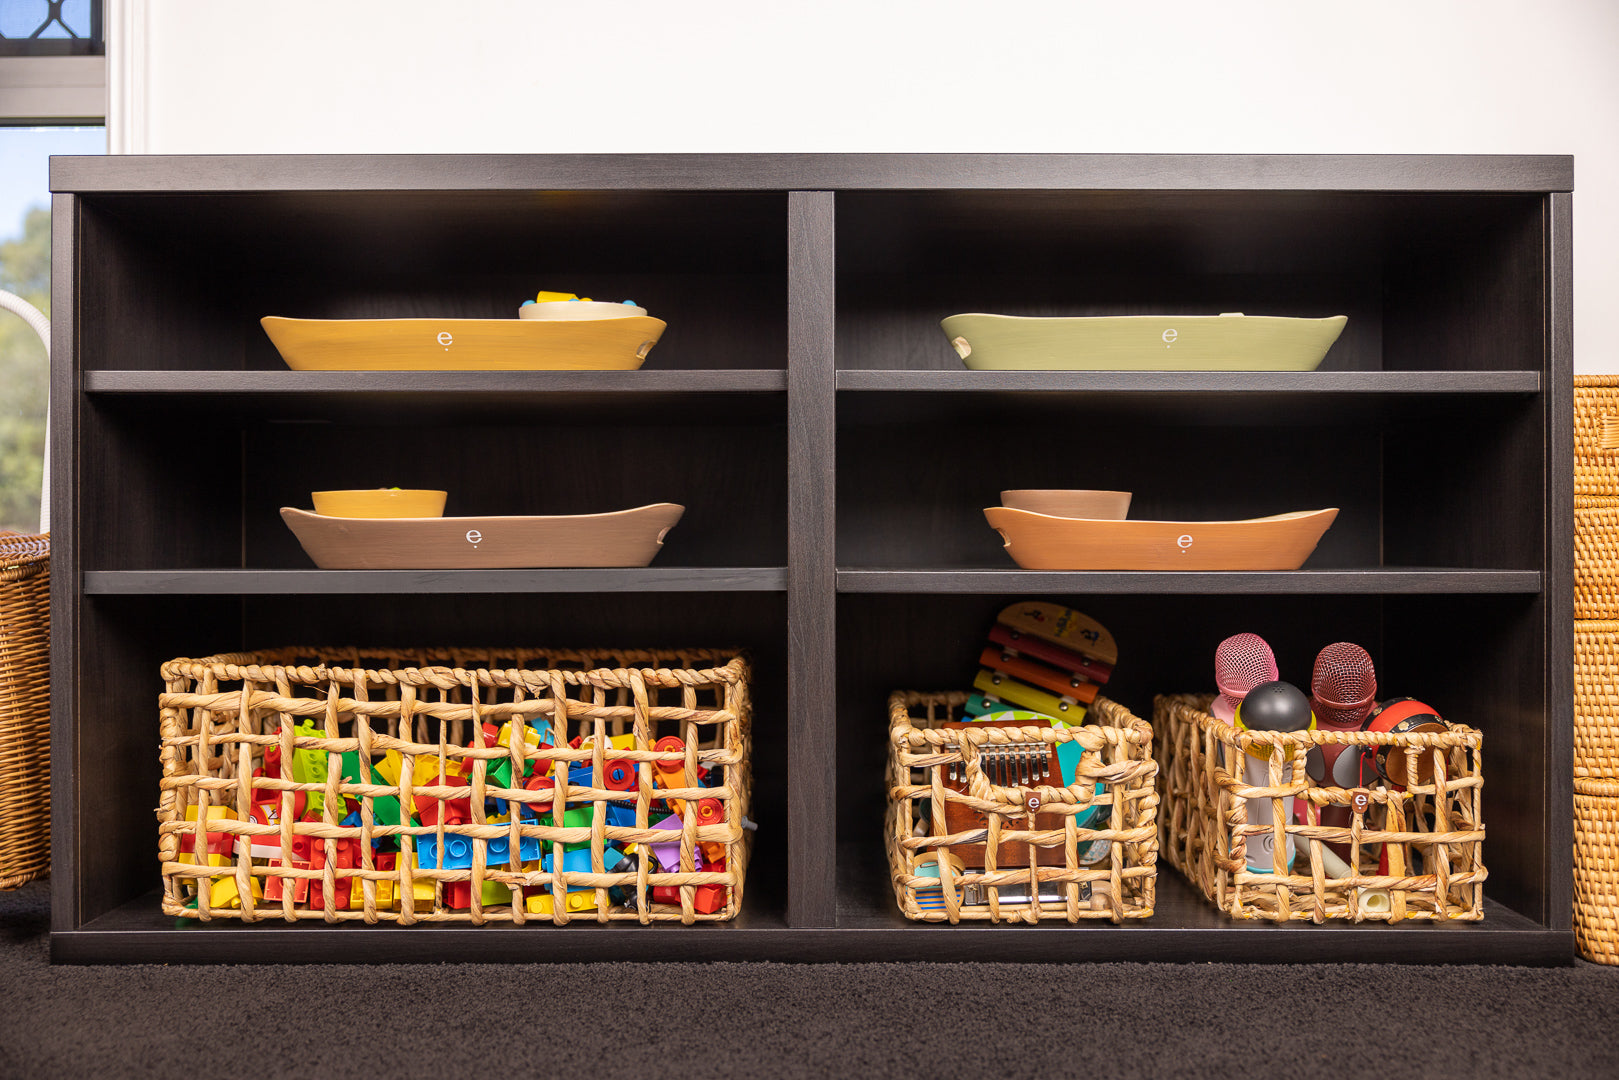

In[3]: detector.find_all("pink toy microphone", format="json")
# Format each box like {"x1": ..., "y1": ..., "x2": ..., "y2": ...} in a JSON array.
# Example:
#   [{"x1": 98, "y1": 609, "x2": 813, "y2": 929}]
[
  {"x1": 1213, "y1": 633, "x2": 1278, "y2": 722},
  {"x1": 1301, "y1": 643, "x2": 1377, "y2": 858}
]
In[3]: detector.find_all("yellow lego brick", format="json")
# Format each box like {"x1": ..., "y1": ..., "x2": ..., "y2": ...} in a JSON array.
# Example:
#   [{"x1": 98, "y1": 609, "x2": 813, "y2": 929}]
[{"x1": 524, "y1": 889, "x2": 598, "y2": 915}]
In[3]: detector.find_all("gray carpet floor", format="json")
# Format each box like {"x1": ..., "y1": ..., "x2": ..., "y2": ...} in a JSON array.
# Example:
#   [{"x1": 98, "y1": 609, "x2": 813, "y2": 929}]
[{"x1": 5, "y1": 880, "x2": 1619, "y2": 1079}]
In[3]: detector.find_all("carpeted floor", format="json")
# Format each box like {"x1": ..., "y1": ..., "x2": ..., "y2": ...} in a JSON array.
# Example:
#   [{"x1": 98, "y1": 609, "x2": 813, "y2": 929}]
[{"x1": 4, "y1": 880, "x2": 1619, "y2": 1079}]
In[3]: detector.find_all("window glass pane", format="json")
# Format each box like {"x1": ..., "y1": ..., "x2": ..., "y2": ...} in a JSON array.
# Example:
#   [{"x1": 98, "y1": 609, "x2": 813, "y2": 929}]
[
  {"x1": 0, "y1": 125, "x2": 102, "y2": 532},
  {"x1": 0, "y1": 0, "x2": 101, "y2": 55}
]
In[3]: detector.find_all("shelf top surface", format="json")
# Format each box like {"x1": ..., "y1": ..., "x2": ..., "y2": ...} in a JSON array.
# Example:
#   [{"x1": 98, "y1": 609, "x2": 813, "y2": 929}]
[{"x1": 51, "y1": 153, "x2": 1574, "y2": 194}]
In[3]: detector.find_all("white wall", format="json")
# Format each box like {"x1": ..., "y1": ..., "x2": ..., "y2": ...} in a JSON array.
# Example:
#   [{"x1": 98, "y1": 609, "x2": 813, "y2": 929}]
[{"x1": 111, "y1": 0, "x2": 1619, "y2": 370}]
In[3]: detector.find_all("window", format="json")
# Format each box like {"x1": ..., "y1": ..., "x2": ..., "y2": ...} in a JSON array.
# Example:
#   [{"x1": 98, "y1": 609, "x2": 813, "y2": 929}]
[{"x1": 0, "y1": 125, "x2": 102, "y2": 532}]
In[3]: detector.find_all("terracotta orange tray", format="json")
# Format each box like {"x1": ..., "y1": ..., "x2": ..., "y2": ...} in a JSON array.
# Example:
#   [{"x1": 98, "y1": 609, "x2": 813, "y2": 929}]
[
  {"x1": 281, "y1": 504, "x2": 685, "y2": 569},
  {"x1": 982, "y1": 507, "x2": 1339, "y2": 571},
  {"x1": 261, "y1": 315, "x2": 666, "y2": 371}
]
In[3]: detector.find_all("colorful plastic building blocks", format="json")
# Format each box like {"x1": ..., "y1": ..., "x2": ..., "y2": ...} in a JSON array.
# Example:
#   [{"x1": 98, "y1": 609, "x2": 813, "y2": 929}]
[
  {"x1": 443, "y1": 877, "x2": 511, "y2": 910},
  {"x1": 179, "y1": 805, "x2": 236, "y2": 866},
  {"x1": 525, "y1": 888, "x2": 598, "y2": 915},
  {"x1": 288, "y1": 718, "x2": 329, "y2": 817}
]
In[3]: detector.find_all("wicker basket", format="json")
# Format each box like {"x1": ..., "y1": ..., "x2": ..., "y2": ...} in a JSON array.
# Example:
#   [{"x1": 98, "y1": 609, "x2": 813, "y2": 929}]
[
  {"x1": 1575, "y1": 376, "x2": 1619, "y2": 497},
  {"x1": 0, "y1": 532, "x2": 50, "y2": 890},
  {"x1": 886, "y1": 691, "x2": 1158, "y2": 923},
  {"x1": 1155, "y1": 694, "x2": 1486, "y2": 923},
  {"x1": 1574, "y1": 776, "x2": 1619, "y2": 964},
  {"x1": 1574, "y1": 622, "x2": 1619, "y2": 780},
  {"x1": 1575, "y1": 498, "x2": 1619, "y2": 619},
  {"x1": 158, "y1": 647, "x2": 751, "y2": 924}
]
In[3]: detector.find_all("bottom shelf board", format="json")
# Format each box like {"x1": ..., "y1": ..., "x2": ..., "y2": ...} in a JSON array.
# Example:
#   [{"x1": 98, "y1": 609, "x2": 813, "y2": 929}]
[{"x1": 55, "y1": 871, "x2": 1569, "y2": 965}]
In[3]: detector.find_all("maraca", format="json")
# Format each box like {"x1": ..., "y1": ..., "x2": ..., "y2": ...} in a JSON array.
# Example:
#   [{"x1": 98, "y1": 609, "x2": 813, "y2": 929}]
[{"x1": 1234, "y1": 680, "x2": 1316, "y2": 872}]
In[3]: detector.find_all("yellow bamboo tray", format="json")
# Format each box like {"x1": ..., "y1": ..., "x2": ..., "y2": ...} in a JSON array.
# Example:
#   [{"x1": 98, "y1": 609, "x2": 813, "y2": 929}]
[{"x1": 261, "y1": 315, "x2": 666, "y2": 371}]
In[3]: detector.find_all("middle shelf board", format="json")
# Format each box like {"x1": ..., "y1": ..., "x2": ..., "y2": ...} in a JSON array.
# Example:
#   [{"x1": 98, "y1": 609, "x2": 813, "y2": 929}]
[
  {"x1": 83, "y1": 568, "x2": 790, "y2": 595},
  {"x1": 83, "y1": 370, "x2": 791, "y2": 427},
  {"x1": 81, "y1": 569, "x2": 1541, "y2": 596},
  {"x1": 836, "y1": 370, "x2": 1542, "y2": 427},
  {"x1": 835, "y1": 569, "x2": 1543, "y2": 594}
]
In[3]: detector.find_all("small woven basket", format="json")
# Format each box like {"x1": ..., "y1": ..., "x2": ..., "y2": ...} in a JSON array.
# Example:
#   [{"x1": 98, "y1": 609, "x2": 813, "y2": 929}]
[
  {"x1": 1574, "y1": 776, "x2": 1619, "y2": 964},
  {"x1": 0, "y1": 532, "x2": 50, "y2": 890},
  {"x1": 886, "y1": 691, "x2": 1158, "y2": 924},
  {"x1": 1575, "y1": 376, "x2": 1619, "y2": 497},
  {"x1": 158, "y1": 647, "x2": 752, "y2": 925},
  {"x1": 1155, "y1": 694, "x2": 1486, "y2": 923}
]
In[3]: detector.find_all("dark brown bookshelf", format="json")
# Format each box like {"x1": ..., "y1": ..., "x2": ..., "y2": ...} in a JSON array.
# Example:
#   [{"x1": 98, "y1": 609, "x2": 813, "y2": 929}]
[{"x1": 50, "y1": 153, "x2": 1574, "y2": 963}]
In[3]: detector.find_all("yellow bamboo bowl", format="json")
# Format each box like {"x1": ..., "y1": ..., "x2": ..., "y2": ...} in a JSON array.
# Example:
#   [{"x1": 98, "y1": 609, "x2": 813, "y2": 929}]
[{"x1": 311, "y1": 489, "x2": 447, "y2": 518}]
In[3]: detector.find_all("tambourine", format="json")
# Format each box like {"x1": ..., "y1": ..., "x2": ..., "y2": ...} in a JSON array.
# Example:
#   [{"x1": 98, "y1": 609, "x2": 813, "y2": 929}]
[{"x1": 1363, "y1": 697, "x2": 1448, "y2": 788}]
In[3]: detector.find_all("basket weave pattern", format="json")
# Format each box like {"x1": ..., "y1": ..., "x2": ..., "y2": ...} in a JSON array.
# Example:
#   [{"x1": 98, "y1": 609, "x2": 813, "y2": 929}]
[
  {"x1": 0, "y1": 532, "x2": 49, "y2": 890},
  {"x1": 158, "y1": 648, "x2": 751, "y2": 924},
  {"x1": 1575, "y1": 377, "x2": 1619, "y2": 497},
  {"x1": 1155, "y1": 694, "x2": 1486, "y2": 923},
  {"x1": 886, "y1": 691, "x2": 1158, "y2": 923},
  {"x1": 1575, "y1": 499, "x2": 1619, "y2": 619},
  {"x1": 1574, "y1": 777, "x2": 1619, "y2": 964},
  {"x1": 1574, "y1": 623, "x2": 1619, "y2": 781}
]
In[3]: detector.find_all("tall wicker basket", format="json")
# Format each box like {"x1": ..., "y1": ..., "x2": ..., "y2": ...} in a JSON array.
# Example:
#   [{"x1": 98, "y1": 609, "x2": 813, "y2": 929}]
[
  {"x1": 1574, "y1": 377, "x2": 1619, "y2": 961},
  {"x1": 0, "y1": 532, "x2": 50, "y2": 890}
]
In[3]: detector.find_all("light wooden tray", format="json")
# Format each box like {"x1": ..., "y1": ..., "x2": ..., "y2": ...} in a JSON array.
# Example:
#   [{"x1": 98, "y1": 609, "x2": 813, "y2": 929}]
[
  {"x1": 982, "y1": 507, "x2": 1338, "y2": 571},
  {"x1": 942, "y1": 313, "x2": 1346, "y2": 371},
  {"x1": 281, "y1": 504, "x2": 684, "y2": 569},
  {"x1": 261, "y1": 315, "x2": 666, "y2": 371}
]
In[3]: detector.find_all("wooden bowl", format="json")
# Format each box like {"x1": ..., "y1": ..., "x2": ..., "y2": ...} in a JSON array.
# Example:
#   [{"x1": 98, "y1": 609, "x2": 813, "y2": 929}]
[
  {"x1": 311, "y1": 489, "x2": 447, "y2": 518},
  {"x1": 281, "y1": 504, "x2": 684, "y2": 569},
  {"x1": 261, "y1": 315, "x2": 666, "y2": 371},
  {"x1": 518, "y1": 300, "x2": 650, "y2": 321},
  {"x1": 942, "y1": 313, "x2": 1347, "y2": 371},
  {"x1": 982, "y1": 507, "x2": 1339, "y2": 571},
  {"x1": 1000, "y1": 490, "x2": 1132, "y2": 520}
]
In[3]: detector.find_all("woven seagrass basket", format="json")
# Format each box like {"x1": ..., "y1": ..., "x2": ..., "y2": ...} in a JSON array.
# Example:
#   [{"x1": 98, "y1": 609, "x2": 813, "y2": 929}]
[
  {"x1": 1155, "y1": 694, "x2": 1486, "y2": 923},
  {"x1": 1574, "y1": 777, "x2": 1619, "y2": 964},
  {"x1": 0, "y1": 532, "x2": 50, "y2": 890},
  {"x1": 1575, "y1": 376, "x2": 1619, "y2": 497},
  {"x1": 886, "y1": 690, "x2": 1158, "y2": 924},
  {"x1": 158, "y1": 647, "x2": 751, "y2": 924}
]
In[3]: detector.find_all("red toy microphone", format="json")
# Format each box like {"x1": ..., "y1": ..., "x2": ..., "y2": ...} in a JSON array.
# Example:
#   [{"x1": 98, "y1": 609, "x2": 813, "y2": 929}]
[
  {"x1": 1213, "y1": 633, "x2": 1278, "y2": 723},
  {"x1": 1303, "y1": 643, "x2": 1378, "y2": 856},
  {"x1": 1310, "y1": 642, "x2": 1377, "y2": 729}
]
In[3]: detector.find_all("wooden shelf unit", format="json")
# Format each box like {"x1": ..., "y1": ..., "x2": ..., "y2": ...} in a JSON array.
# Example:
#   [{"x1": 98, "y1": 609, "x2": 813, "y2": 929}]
[{"x1": 50, "y1": 154, "x2": 1574, "y2": 963}]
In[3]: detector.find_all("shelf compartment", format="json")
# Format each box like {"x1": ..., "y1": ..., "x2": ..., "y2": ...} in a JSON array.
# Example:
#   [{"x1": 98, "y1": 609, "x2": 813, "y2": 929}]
[
  {"x1": 836, "y1": 592, "x2": 1556, "y2": 928},
  {"x1": 81, "y1": 413, "x2": 788, "y2": 572},
  {"x1": 86, "y1": 568, "x2": 789, "y2": 595},
  {"x1": 76, "y1": 190, "x2": 788, "y2": 373},
  {"x1": 835, "y1": 190, "x2": 1545, "y2": 376},
  {"x1": 61, "y1": 592, "x2": 788, "y2": 933},
  {"x1": 837, "y1": 393, "x2": 1543, "y2": 575}
]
